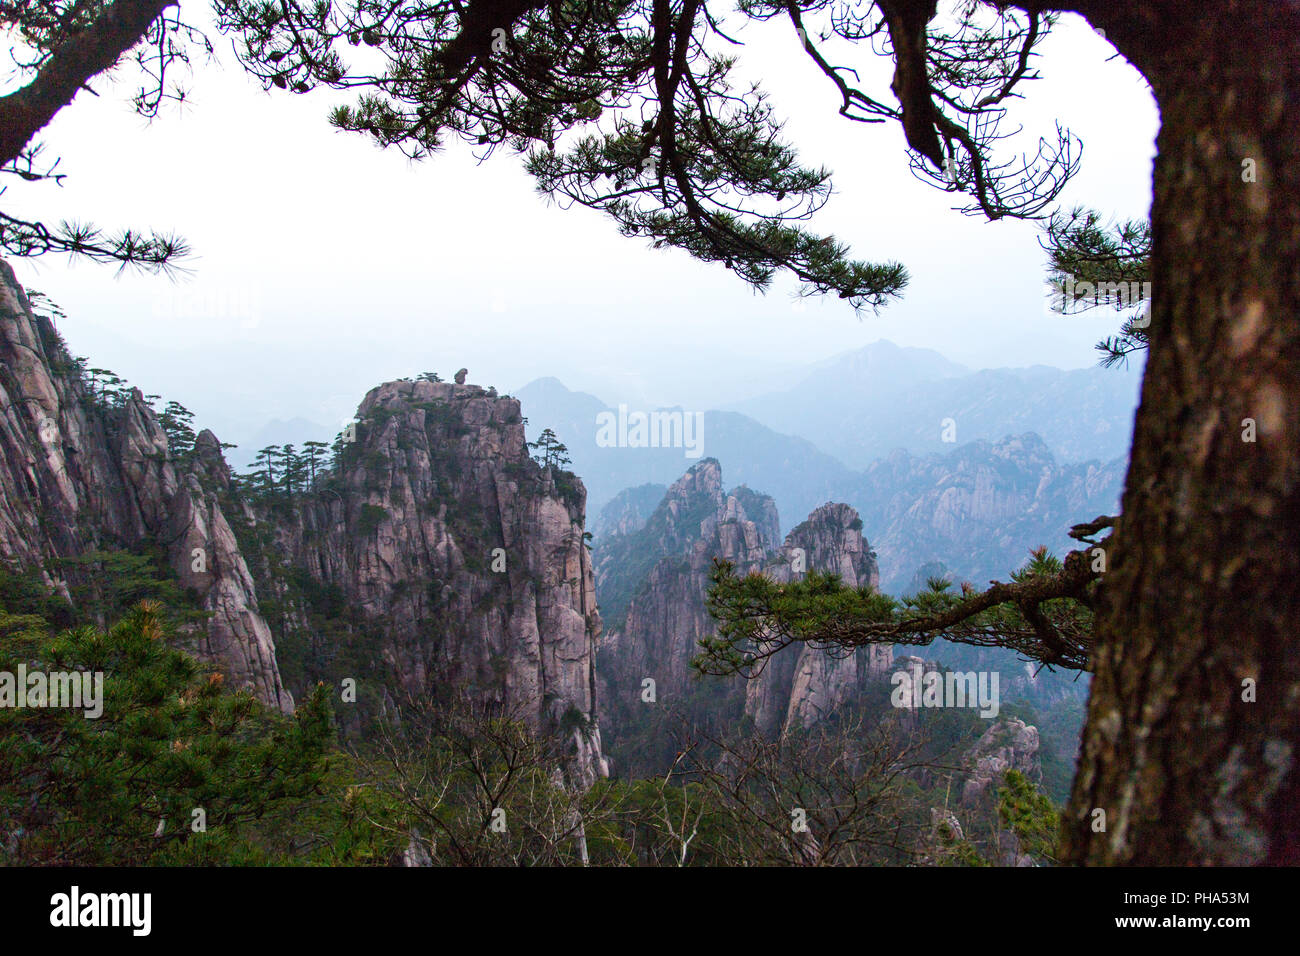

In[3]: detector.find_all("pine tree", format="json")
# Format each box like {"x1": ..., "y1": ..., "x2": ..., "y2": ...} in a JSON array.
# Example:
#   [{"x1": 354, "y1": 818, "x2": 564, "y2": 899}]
[
  {"x1": 0, "y1": 601, "x2": 334, "y2": 864},
  {"x1": 528, "y1": 428, "x2": 571, "y2": 470},
  {"x1": 1041, "y1": 207, "x2": 1152, "y2": 368},
  {"x1": 256, "y1": 445, "x2": 282, "y2": 496},
  {"x1": 157, "y1": 400, "x2": 197, "y2": 461},
  {"x1": 302, "y1": 440, "x2": 329, "y2": 487},
  {"x1": 280, "y1": 443, "x2": 307, "y2": 496}
]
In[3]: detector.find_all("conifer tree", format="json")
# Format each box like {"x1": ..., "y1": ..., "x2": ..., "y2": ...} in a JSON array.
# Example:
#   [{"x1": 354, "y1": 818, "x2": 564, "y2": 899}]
[
  {"x1": 280, "y1": 443, "x2": 307, "y2": 496},
  {"x1": 0, "y1": 601, "x2": 334, "y2": 864},
  {"x1": 303, "y1": 440, "x2": 329, "y2": 487},
  {"x1": 528, "y1": 428, "x2": 571, "y2": 470},
  {"x1": 157, "y1": 399, "x2": 197, "y2": 460},
  {"x1": 255, "y1": 445, "x2": 282, "y2": 496}
]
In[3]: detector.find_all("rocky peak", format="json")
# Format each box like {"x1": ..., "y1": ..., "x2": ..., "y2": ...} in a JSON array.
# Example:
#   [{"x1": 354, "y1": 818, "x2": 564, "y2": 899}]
[
  {"x1": 595, "y1": 464, "x2": 889, "y2": 766},
  {"x1": 592, "y1": 463, "x2": 782, "y2": 764},
  {"x1": 960, "y1": 716, "x2": 1042, "y2": 807},
  {"x1": 591, "y1": 458, "x2": 779, "y2": 631},
  {"x1": 242, "y1": 374, "x2": 607, "y2": 784},
  {"x1": 0, "y1": 260, "x2": 291, "y2": 712},
  {"x1": 1, "y1": 258, "x2": 612, "y2": 780},
  {"x1": 641, "y1": 457, "x2": 726, "y2": 553},
  {"x1": 784, "y1": 502, "x2": 875, "y2": 584},
  {"x1": 193, "y1": 429, "x2": 232, "y2": 489},
  {"x1": 744, "y1": 502, "x2": 891, "y2": 735}
]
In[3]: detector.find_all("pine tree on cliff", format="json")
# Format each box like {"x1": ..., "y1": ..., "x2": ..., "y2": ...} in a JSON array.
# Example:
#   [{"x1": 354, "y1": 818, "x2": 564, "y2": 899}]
[
  {"x1": 3, "y1": 0, "x2": 1297, "y2": 864},
  {"x1": 528, "y1": 428, "x2": 571, "y2": 470},
  {"x1": 157, "y1": 400, "x2": 197, "y2": 461},
  {"x1": 282, "y1": 443, "x2": 310, "y2": 496},
  {"x1": 303, "y1": 440, "x2": 329, "y2": 487},
  {"x1": 255, "y1": 445, "x2": 282, "y2": 497}
]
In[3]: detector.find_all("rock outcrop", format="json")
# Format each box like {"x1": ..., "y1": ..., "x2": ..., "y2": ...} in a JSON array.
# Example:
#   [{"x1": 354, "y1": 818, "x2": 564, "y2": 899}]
[
  {"x1": 595, "y1": 460, "x2": 778, "y2": 718},
  {"x1": 595, "y1": 462, "x2": 890, "y2": 764},
  {"x1": 0, "y1": 262, "x2": 605, "y2": 784},
  {"x1": 744, "y1": 503, "x2": 893, "y2": 735},
  {"x1": 0, "y1": 260, "x2": 292, "y2": 712},
  {"x1": 960, "y1": 716, "x2": 1041, "y2": 808},
  {"x1": 245, "y1": 378, "x2": 608, "y2": 785}
]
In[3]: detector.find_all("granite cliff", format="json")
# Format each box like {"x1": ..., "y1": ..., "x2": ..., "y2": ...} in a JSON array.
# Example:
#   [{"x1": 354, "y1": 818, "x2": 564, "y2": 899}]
[
  {"x1": 743, "y1": 502, "x2": 893, "y2": 736},
  {"x1": 0, "y1": 261, "x2": 291, "y2": 712},
  {"x1": 0, "y1": 262, "x2": 605, "y2": 783},
  {"x1": 243, "y1": 378, "x2": 607, "y2": 784},
  {"x1": 593, "y1": 460, "x2": 891, "y2": 768}
]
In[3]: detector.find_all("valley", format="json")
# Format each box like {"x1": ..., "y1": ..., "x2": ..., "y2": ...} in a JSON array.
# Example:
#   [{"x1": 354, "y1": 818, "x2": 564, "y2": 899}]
[{"x1": 0, "y1": 262, "x2": 1116, "y2": 861}]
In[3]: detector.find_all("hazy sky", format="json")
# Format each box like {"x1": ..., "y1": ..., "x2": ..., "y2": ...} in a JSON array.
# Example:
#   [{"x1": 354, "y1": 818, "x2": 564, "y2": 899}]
[{"x1": 3, "y1": 8, "x2": 1158, "y2": 450}]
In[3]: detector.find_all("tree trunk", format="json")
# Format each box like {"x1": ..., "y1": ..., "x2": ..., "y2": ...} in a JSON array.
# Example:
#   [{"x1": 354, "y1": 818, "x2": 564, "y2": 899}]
[
  {"x1": 1063, "y1": 1, "x2": 1300, "y2": 864},
  {"x1": 0, "y1": 0, "x2": 175, "y2": 168}
]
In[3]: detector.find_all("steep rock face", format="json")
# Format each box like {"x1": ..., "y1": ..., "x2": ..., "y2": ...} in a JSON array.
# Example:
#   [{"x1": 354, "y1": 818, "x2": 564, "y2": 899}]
[
  {"x1": 744, "y1": 504, "x2": 892, "y2": 736},
  {"x1": 591, "y1": 458, "x2": 778, "y2": 631},
  {"x1": 590, "y1": 482, "x2": 666, "y2": 540},
  {"x1": 252, "y1": 379, "x2": 607, "y2": 784},
  {"x1": 0, "y1": 261, "x2": 291, "y2": 712},
  {"x1": 166, "y1": 431, "x2": 292, "y2": 711},
  {"x1": 889, "y1": 654, "x2": 943, "y2": 712},
  {"x1": 596, "y1": 460, "x2": 778, "y2": 715},
  {"x1": 595, "y1": 464, "x2": 890, "y2": 760},
  {"x1": 1, "y1": 263, "x2": 143, "y2": 569},
  {"x1": 1, "y1": 262, "x2": 604, "y2": 778}
]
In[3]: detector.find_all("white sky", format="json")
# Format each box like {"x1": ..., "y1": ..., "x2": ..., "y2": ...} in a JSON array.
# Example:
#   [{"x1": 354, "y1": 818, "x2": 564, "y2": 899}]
[{"x1": 2, "y1": 8, "x2": 1158, "y2": 447}]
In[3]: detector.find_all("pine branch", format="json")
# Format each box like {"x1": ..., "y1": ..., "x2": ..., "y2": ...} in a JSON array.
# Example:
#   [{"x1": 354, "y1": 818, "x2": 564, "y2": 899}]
[{"x1": 697, "y1": 540, "x2": 1109, "y2": 679}]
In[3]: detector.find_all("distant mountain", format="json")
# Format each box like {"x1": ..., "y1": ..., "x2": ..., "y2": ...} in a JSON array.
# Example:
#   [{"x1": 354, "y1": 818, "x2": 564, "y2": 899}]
[
  {"x1": 794, "y1": 338, "x2": 971, "y2": 388},
  {"x1": 728, "y1": 339, "x2": 1143, "y2": 468},
  {"x1": 515, "y1": 375, "x2": 1128, "y2": 593},
  {"x1": 848, "y1": 433, "x2": 1126, "y2": 594},
  {"x1": 590, "y1": 482, "x2": 667, "y2": 539},
  {"x1": 515, "y1": 377, "x2": 861, "y2": 531}
]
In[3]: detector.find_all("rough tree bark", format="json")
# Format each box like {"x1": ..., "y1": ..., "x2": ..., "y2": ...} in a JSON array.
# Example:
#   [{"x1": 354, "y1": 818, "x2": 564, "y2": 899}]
[
  {"x1": 0, "y1": 0, "x2": 176, "y2": 168},
  {"x1": 1061, "y1": 0, "x2": 1300, "y2": 864}
]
